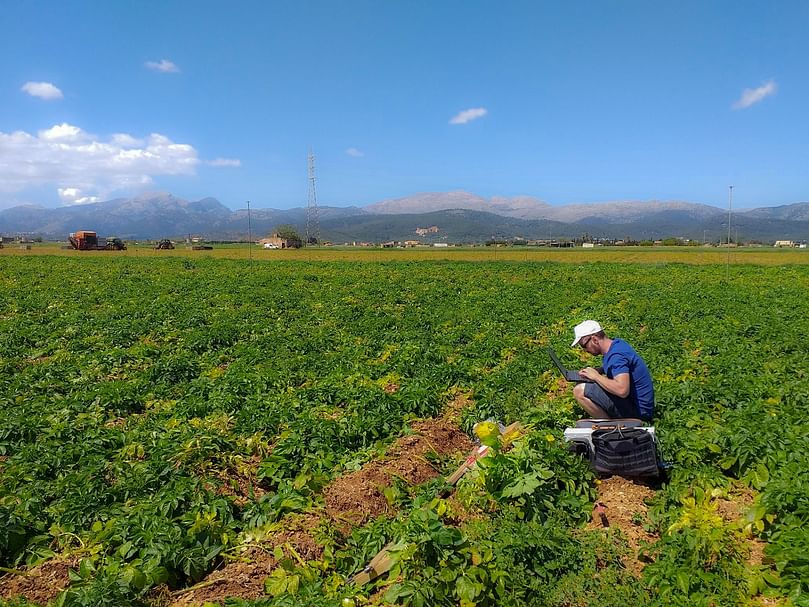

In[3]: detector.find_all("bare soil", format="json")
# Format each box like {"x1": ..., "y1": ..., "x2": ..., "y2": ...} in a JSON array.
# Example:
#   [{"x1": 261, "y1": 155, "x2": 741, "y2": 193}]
[
  {"x1": 169, "y1": 397, "x2": 475, "y2": 606},
  {"x1": 323, "y1": 417, "x2": 473, "y2": 530},
  {"x1": 170, "y1": 548, "x2": 274, "y2": 607},
  {"x1": 205, "y1": 454, "x2": 267, "y2": 507},
  {"x1": 442, "y1": 391, "x2": 471, "y2": 422},
  {"x1": 170, "y1": 513, "x2": 323, "y2": 607},
  {"x1": 714, "y1": 483, "x2": 771, "y2": 570},
  {"x1": 441, "y1": 493, "x2": 487, "y2": 526},
  {"x1": 715, "y1": 483, "x2": 756, "y2": 524},
  {"x1": 545, "y1": 375, "x2": 570, "y2": 399},
  {"x1": 585, "y1": 476, "x2": 658, "y2": 576},
  {"x1": 0, "y1": 558, "x2": 77, "y2": 606}
]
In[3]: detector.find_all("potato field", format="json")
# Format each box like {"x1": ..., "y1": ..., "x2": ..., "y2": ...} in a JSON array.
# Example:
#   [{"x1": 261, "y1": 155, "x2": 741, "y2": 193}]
[{"x1": 1, "y1": 253, "x2": 807, "y2": 607}]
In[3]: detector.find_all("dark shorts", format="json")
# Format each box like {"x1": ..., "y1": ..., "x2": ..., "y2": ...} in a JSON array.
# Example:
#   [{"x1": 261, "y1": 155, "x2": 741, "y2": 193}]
[{"x1": 584, "y1": 382, "x2": 642, "y2": 420}]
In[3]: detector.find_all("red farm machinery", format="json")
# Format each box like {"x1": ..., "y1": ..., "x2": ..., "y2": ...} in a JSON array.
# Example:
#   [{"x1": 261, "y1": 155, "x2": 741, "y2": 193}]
[{"x1": 68, "y1": 231, "x2": 127, "y2": 251}]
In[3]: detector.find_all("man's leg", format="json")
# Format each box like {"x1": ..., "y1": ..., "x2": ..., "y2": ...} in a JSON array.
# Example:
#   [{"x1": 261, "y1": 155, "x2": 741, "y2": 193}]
[{"x1": 573, "y1": 383, "x2": 610, "y2": 418}]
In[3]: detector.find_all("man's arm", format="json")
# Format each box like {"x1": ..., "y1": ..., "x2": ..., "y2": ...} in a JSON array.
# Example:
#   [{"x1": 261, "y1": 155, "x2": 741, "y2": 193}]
[{"x1": 579, "y1": 368, "x2": 631, "y2": 397}]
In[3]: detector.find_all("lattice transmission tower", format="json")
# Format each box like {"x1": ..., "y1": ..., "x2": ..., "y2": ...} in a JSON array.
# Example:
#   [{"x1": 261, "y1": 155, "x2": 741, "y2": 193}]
[{"x1": 305, "y1": 150, "x2": 320, "y2": 246}]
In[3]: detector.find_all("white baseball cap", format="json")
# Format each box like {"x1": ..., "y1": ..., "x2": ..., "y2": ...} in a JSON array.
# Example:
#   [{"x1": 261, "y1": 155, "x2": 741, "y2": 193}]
[{"x1": 571, "y1": 320, "x2": 603, "y2": 347}]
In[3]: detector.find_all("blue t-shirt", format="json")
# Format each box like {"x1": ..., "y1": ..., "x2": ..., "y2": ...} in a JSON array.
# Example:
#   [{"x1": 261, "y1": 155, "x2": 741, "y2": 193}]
[{"x1": 603, "y1": 338, "x2": 655, "y2": 420}]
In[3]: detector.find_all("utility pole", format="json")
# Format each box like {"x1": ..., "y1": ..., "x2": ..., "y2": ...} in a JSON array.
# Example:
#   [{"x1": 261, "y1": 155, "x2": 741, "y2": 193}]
[
  {"x1": 726, "y1": 185, "x2": 733, "y2": 279},
  {"x1": 306, "y1": 150, "x2": 320, "y2": 246},
  {"x1": 247, "y1": 200, "x2": 253, "y2": 265},
  {"x1": 727, "y1": 186, "x2": 733, "y2": 246}
]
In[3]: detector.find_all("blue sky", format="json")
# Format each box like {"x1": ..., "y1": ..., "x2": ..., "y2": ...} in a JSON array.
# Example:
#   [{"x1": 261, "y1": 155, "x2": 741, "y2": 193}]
[{"x1": 1, "y1": 1, "x2": 807, "y2": 211}]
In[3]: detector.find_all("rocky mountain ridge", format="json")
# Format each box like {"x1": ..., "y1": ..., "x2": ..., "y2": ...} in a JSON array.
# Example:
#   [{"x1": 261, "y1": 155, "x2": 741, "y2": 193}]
[{"x1": 1, "y1": 191, "x2": 807, "y2": 242}]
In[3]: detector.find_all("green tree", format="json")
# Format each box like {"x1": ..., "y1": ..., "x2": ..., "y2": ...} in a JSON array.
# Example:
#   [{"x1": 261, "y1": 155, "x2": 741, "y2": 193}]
[{"x1": 273, "y1": 225, "x2": 302, "y2": 242}]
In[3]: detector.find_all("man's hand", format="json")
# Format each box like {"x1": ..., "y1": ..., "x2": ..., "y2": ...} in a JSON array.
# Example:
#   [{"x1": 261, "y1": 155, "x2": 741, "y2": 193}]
[
  {"x1": 579, "y1": 367, "x2": 602, "y2": 380},
  {"x1": 579, "y1": 369, "x2": 631, "y2": 398}
]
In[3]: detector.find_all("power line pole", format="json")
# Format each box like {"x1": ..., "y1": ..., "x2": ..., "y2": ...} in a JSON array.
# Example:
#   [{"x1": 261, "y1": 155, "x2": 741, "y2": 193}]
[
  {"x1": 306, "y1": 150, "x2": 320, "y2": 246},
  {"x1": 726, "y1": 185, "x2": 733, "y2": 279},
  {"x1": 247, "y1": 200, "x2": 253, "y2": 265},
  {"x1": 727, "y1": 185, "x2": 733, "y2": 246}
]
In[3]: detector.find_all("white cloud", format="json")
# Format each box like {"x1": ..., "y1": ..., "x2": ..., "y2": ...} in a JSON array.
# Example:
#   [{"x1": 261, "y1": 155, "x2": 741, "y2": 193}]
[
  {"x1": 449, "y1": 107, "x2": 487, "y2": 125},
  {"x1": 732, "y1": 80, "x2": 777, "y2": 110},
  {"x1": 0, "y1": 123, "x2": 200, "y2": 203},
  {"x1": 40, "y1": 123, "x2": 88, "y2": 142},
  {"x1": 345, "y1": 147, "x2": 364, "y2": 157},
  {"x1": 58, "y1": 188, "x2": 100, "y2": 205},
  {"x1": 111, "y1": 133, "x2": 144, "y2": 148},
  {"x1": 207, "y1": 157, "x2": 241, "y2": 167},
  {"x1": 145, "y1": 59, "x2": 180, "y2": 73},
  {"x1": 21, "y1": 81, "x2": 63, "y2": 100}
]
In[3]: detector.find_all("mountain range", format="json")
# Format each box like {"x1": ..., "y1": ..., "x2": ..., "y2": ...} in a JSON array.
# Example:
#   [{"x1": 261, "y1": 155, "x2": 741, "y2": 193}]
[{"x1": 1, "y1": 191, "x2": 808, "y2": 243}]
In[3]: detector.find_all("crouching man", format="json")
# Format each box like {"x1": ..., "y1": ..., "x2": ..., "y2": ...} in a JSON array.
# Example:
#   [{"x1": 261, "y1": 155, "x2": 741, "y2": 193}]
[{"x1": 570, "y1": 320, "x2": 654, "y2": 422}]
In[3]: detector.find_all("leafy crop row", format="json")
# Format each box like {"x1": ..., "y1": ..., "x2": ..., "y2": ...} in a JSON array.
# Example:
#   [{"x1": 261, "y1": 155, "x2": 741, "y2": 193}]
[{"x1": 1, "y1": 256, "x2": 807, "y2": 606}]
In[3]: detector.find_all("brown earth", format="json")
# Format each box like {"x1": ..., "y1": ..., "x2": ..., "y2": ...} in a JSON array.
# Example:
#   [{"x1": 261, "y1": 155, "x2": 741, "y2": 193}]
[
  {"x1": 205, "y1": 454, "x2": 267, "y2": 507},
  {"x1": 169, "y1": 547, "x2": 274, "y2": 607},
  {"x1": 170, "y1": 513, "x2": 323, "y2": 607},
  {"x1": 442, "y1": 390, "x2": 471, "y2": 422},
  {"x1": 170, "y1": 396, "x2": 476, "y2": 606},
  {"x1": 714, "y1": 483, "x2": 772, "y2": 570},
  {"x1": 715, "y1": 483, "x2": 756, "y2": 524},
  {"x1": 440, "y1": 493, "x2": 487, "y2": 526},
  {"x1": 323, "y1": 417, "x2": 474, "y2": 530},
  {"x1": 0, "y1": 558, "x2": 77, "y2": 606},
  {"x1": 3, "y1": 397, "x2": 477, "y2": 607},
  {"x1": 585, "y1": 476, "x2": 658, "y2": 576},
  {"x1": 545, "y1": 375, "x2": 570, "y2": 399},
  {"x1": 587, "y1": 477, "x2": 770, "y2": 582}
]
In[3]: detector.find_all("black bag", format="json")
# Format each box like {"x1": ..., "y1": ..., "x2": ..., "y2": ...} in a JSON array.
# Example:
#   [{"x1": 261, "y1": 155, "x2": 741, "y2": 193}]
[{"x1": 591, "y1": 427, "x2": 659, "y2": 477}]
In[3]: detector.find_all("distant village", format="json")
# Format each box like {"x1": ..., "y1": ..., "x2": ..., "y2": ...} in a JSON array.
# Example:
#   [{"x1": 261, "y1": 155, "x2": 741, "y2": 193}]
[
  {"x1": 0, "y1": 227, "x2": 806, "y2": 250},
  {"x1": 349, "y1": 226, "x2": 808, "y2": 249}
]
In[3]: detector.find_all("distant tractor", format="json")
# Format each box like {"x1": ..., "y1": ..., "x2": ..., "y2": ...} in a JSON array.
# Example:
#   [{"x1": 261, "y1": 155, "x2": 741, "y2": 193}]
[
  {"x1": 68, "y1": 231, "x2": 127, "y2": 251},
  {"x1": 155, "y1": 239, "x2": 175, "y2": 250}
]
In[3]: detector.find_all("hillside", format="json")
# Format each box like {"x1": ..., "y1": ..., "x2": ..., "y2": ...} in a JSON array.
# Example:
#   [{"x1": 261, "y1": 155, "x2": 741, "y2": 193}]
[{"x1": 1, "y1": 191, "x2": 808, "y2": 242}]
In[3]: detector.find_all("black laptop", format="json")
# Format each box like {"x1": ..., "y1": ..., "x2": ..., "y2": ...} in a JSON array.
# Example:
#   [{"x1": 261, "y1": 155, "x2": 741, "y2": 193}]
[{"x1": 547, "y1": 348, "x2": 593, "y2": 383}]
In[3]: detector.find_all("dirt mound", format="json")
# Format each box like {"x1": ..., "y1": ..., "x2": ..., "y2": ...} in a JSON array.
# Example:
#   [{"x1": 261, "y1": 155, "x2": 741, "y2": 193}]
[
  {"x1": 442, "y1": 391, "x2": 472, "y2": 422},
  {"x1": 713, "y1": 483, "x2": 769, "y2": 568},
  {"x1": 267, "y1": 513, "x2": 324, "y2": 561},
  {"x1": 323, "y1": 418, "x2": 474, "y2": 528},
  {"x1": 0, "y1": 558, "x2": 77, "y2": 605},
  {"x1": 170, "y1": 513, "x2": 323, "y2": 607},
  {"x1": 586, "y1": 476, "x2": 658, "y2": 576},
  {"x1": 441, "y1": 493, "x2": 487, "y2": 526},
  {"x1": 171, "y1": 401, "x2": 476, "y2": 606},
  {"x1": 170, "y1": 547, "x2": 273, "y2": 607},
  {"x1": 715, "y1": 483, "x2": 755, "y2": 524},
  {"x1": 205, "y1": 454, "x2": 267, "y2": 507}
]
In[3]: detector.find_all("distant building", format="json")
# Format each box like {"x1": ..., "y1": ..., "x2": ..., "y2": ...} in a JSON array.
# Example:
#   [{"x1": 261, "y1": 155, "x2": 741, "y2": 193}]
[
  {"x1": 403, "y1": 240, "x2": 420, "y2": 247},
  {"x1": 259, "y1": 233, "x2": 302, "y2": 249},
  {"x1": 415, "y1": 226, "x2": 440, "y2": 236},
  {"x1": 774, "y1": 240, "x2": 795, "y2": 248}
]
